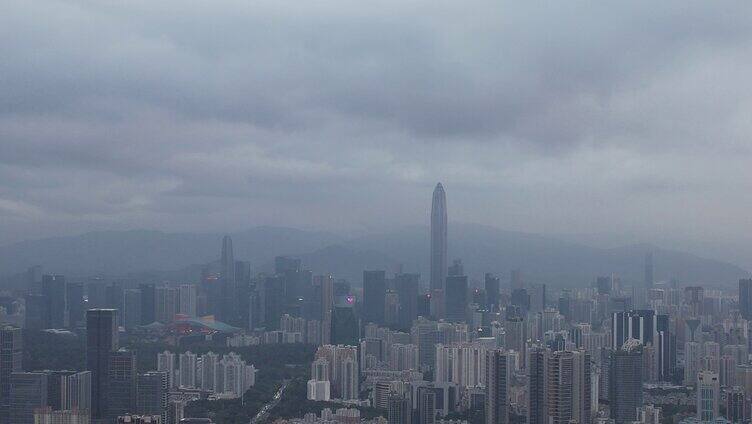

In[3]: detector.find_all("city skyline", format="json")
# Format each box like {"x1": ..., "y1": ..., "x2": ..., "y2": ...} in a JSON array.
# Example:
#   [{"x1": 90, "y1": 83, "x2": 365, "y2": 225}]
[{"x1": 3, "y1": 2, "x2": 752, "y2": 424}]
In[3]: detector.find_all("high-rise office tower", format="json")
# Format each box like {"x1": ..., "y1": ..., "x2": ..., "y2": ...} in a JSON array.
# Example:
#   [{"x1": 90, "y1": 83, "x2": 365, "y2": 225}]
[
  {"x1": 108, "y1": 349, "x2": 137, "y2": 421},
  {"x1": 262, "y1": 275, "x2": 284, "y2": 330},
  {"x1": 656, "y1": 314, "x2": 674, "y2": 382},
  {"x1": 510, "y1": 269, "x2": 523, "y2": 291},
  {"x1": 105, "y1": 283, "x2": 124, "y2": 325},
  {"x1": 448, "y1": 259, "x2": 463, "y2": 277},
  {"x1": 697, "y1": 371, "x2": 719, "y2": 423},
  {"x1": 530, "y1": 283, "x2": 546, "y2": 313},
  {"x1": 66, "y1": 282, "x2": 85, "y2": 329},
  {"x1": 644, "y1": 252, "x2": 654, "y2": 288},
  {"x1": 137, "y1": 371, "x2": 169, "y2": 423},
  {"x1": 178, "y1": 284, "x2": 197, "y2": 317},
  {"x1": 430, "y1": 183, "x2": 447, "y2": 292},
  {"x1": 445, "y1": 275, "x2": 468, "y2": 323},
  {"x1": 725, "y1": 386, "x2": 747, "y2": 424},
  {"x1": 24, "y1": 294, "x2": 46, "y2": 330},
  {"x1": 331, "y1": 304, "x2": 359, "y2": 346},
  {"x1": 504, "y1": 315, "x2": 526, "y2": 368},
  {"x1": 596, "y1": 276, "x2": 612, "y2": 295},
  {"x1": 485, "y1": 349, "x2": 508, "y2": 424},
  {"x1": 10, "y1": 372, "x2": 48, "y2": 424},
  {"x1": 611, "y1": 310, "x2": 656, "y2": 349},
  {"x1": 139, "y1": 284, "x2": 156, "y2": 325},
  {"x1": 220, "y1": 235, "x2": 238, "y2": 324},
  {"x1": 740, "y1": 279, "x2": 752, "y2": 321},
  {"x1": 86, "y1": 309, "x2": 118, "y2": 421},
  {"x1": 123, "y1": 289, "x2": 142, "y2": 330},
  {"x1": 317, "y1": 274, "x2": 334, "y2": 343},
  {"x1": 155, "y1": 286, "x2": 178, "y2": 323},
  {"x1": 363, "y1": 270, "x2": 386, "y2": 325},
  {"x1": 387, "y1": 393, "x2": 412, "y2": 424},
  {"x1": 609, "y1": 341, "x2": 643, "y2": 424},
  {"x1": 527, "y1": 346, "x2": 548, "y2": 424},
  {"x1": 60, "y1": 370, "x2": 91, "y2": 412},
  {"x1": 0, "y1": 326, "x2": 22, "y2": 424},
  {"x1": 396, "y1": 273, "x2": 419, "y2": 330},
  {"x1": 485, "y1": 273, "x2": 500, "y2": 311},
  {"x1": 42, "y1": 274, "x2": 67, "y2": 328},
  {"x1": 548, "y1": 350, "x2": 591, "y2": 424},
  {"x1": 417, "y1": 388, "x2": 436, "y2": 424}
]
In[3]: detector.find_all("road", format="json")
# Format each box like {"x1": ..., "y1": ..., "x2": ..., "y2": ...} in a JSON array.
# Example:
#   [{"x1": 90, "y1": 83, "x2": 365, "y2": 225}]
[{"x1": 250, "y1": 379, "x2": 289, "y2": 424}]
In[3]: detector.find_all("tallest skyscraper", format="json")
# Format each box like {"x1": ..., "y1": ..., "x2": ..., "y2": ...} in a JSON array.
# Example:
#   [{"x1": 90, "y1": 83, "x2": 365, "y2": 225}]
[
  {"x1": 430, "y1": 183, "x2": 447, "y2": 292},
  {"x1": 220, "y1": 235, "x2": 237, "y2": 324}
]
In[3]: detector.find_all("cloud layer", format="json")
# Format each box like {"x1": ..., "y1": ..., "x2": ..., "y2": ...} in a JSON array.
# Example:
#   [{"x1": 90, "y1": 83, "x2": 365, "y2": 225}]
[{"x1": 2, "y1": 0, "x2": 752, "y2": 258}]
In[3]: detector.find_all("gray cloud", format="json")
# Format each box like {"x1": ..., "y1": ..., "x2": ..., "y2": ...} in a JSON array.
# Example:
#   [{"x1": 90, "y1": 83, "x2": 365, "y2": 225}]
[{"x1": 2, "y1": 0, "x2": 752, "y2": 266}]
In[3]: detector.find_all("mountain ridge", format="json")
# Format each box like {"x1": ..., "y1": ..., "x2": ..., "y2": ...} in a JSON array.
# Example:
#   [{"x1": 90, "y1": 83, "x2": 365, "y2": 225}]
[{"x1": 0, "y1": 224, "x2": 747, "y2": 288}]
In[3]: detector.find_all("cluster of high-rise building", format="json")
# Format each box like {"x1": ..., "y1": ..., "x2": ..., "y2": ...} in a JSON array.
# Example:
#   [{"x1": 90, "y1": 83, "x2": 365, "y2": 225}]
[
  {"x1": 6, "y1": 183, "x2": 752, "y2": 424},
  {"x1": 156, "y1": 350, "x2": 256, "y2": 399}
]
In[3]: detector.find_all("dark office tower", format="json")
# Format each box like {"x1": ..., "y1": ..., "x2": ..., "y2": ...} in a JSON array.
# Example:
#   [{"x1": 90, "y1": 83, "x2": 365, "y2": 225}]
[
  {"x1": 10, "y1": 372, "x2": 48, "y2": 424},
  {"x1": 41, "y1": 274, "x2": 67, "y2": 328},
  {"x1": 527, "y1": 346, "x2": 548, "y2": 424},
  {"x1": 87, "y1": 309, "x2": 118, "y2": 421},
  {"x1": 139, "y1": 284, "x2": 156, "y2": 325},
  {"x1": 262, "y1": 275, "x2": 284, "y2": 329},
  {"x1": 726, "y1": 386, "x2": 747, "y2": 424},
  {"x1": 24, "y1": 294, "x2": 46, "y2": 330},
  {"x1": 448, "y1": 259, "x2": 463, "y2": 277},
  {"x1": 445, "y1": 276, "x2": 468, "y2": 323},
  {"x1": 510, "y1": 269, "x2": 523, "y2": 291},
  {"x1": 417, "y1": 388, "x2": 436, "y2": 424},
  {"x1": 510, "y1": 289, "x2": 530, "y2": 315},
  {"x1": 220, "y1": 235, "x2": 238, "y2": 324},
  {"x1": 740, "y1": 279, "x2": 752, "y2": 321},
  {"x1": 331, "y1": 304, "x2": 360, "y2": 346},
  {"x1": 609, "y1": 343, "x2": 643, "y2": 424},
  {"x1": 430, "y1": 183, "x2": 448, "y2": 292},
  {"x1": 87, "y1": 282, "x2": 106, "y2": 309},
  {"x1": 66, "y1": 282, "x2": 85, "y2": 328},
  {"x1": 123, "y1": 289, "x2": 142, "y2": 330},
  {"x1": 387, "y1": 394, "x2": 412, "y2": 424},
  {"x1": 530, "y1": 283, "x2": 546, "y2": 313},
  {"x1": 548, "y1": 350, "x2": 591, "y2": 424},
  {"x1": 318, "y1": 274, "x2": 334, "y2": 322},
  {"x1": 108, "y1": 349, "x2": 137, "y2": 420},
  {"x1": 396, "y1": 273, "x2": 419, "y2": 330},
  {"x1": 558, "y1": 292, "x2": 572, "y2": 322},
  {"x1": 644, "y1": 252, "x2": 654, "y2": 289},
  {"x1": 26, "y1": 265, "x2": 43, "y2": 293},
  {"x1": 363, "y1": 270, "x2": 386, "y2": 325},
  {"x1": 485, "y1": 273, "x2": 500, "y2": 310},
  {"x1": 612, "y1": 310, "x2": 655, "y2": 349},
  {"x1": 0, "y1": 326, "x2": 22, "y2": 424},
  {"x1": 656, "y1": 314, "x2": 674, "y2": 381},
  {"x1": 596, "y1": 276, "x2": 612, "y2": 295},
  {"x1": 137, "y1": 371, "x2": 168, "y2": 423},
  {"x1": 485, "y1": 349, "x2": 509, "y2": 424}
]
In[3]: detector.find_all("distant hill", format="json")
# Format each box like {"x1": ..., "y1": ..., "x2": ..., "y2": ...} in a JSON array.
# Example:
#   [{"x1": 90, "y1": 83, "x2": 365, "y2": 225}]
[
  {"x1": 0, "y1": 224, "x2": 747, "y2": 288},
  {"x1": 0, "y1": 227, "x2": 342, "y2": 277}
]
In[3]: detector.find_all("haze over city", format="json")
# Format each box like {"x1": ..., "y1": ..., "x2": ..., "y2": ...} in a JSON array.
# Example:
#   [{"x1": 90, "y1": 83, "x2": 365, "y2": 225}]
[
  {"x1": 3, "y1": 2, "x2": 752, "y2": 424},
  {"x1": 3, "y1": 1, "x2": 752, "y2": 269}
]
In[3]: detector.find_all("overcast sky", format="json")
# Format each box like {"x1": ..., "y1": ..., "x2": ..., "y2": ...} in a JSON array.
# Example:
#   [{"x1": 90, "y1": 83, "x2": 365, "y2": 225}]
[{"x1": 2, "y1": 1, "x2": 752, "y2": 263}]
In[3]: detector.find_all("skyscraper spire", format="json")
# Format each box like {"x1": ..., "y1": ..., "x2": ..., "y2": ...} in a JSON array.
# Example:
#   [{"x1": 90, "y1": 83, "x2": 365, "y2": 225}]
[{"x1": 430, "y1": 183, "x2": 447, "y2": 292}]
